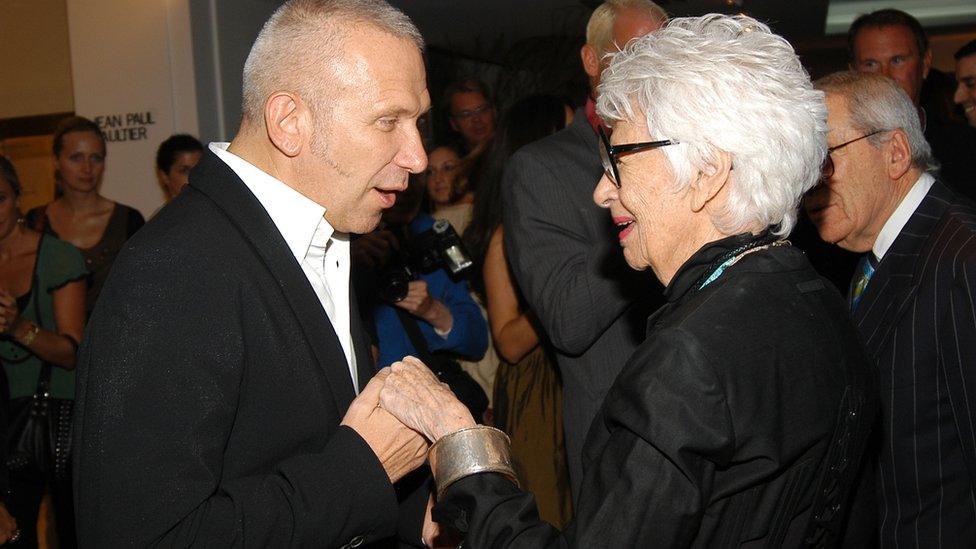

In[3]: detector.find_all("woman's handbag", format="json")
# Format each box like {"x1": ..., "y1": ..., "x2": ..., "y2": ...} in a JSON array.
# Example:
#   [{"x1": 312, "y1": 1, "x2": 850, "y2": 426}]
[{"x1": 6, "y1": 365, "x2": 73, "y2": 482}]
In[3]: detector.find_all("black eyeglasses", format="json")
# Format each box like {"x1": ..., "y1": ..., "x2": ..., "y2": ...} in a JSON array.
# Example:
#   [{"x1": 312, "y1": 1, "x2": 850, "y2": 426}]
[
  {"x1": 598, "y1": 126, "x2": 678, "y2": 188},
  {"x1": 450, "y1": 104, "x2": 492, "y2": 121},
  {"x1": 821, "y1": 130, "x2": 886, "y2": 181}
]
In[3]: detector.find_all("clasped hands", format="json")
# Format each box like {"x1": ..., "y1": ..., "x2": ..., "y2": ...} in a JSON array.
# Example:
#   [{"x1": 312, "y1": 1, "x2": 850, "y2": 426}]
[
  {"x1": 341, "y1": 356, "x2": 476, "y2": 482},
  {"x1": 341, "y1": 356, "x2": 474, "y2": 548}
]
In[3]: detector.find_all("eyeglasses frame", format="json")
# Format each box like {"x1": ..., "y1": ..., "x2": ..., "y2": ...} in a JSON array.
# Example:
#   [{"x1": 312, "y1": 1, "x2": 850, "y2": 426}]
[
  {"x1": 450, "y1": 104, "x2": 493, "y2": 121},
  {"x1": 821, "y1": 129, "x2": 887, "y2": 181},
  {"x1": 598, "y1": 126, "x2": 678, "y2": 188}
]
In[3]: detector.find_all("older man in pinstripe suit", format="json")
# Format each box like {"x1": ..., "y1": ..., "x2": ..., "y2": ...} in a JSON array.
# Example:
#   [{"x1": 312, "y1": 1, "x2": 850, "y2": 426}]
[{"x1": 805, "y1": 70, "x2": 976, "y2": 547}]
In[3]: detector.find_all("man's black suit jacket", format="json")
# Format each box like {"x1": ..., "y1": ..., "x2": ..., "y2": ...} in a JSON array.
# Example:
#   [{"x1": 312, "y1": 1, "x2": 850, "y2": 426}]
[
  {"x1": 853, "y1": 180, "x2": 976, "y2": 547},
  {"x1": 73, "y1": 152, "x2": 422, "y2": 547}
]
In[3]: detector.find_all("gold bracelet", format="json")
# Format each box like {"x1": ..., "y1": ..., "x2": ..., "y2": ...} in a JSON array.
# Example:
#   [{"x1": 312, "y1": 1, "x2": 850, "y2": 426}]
[
  {"x1": 428, "y1": 426, "x2": 518, "y2": 498},
  {"x1": 19, "y1": 321, "x2": 40, "y2": 347}
]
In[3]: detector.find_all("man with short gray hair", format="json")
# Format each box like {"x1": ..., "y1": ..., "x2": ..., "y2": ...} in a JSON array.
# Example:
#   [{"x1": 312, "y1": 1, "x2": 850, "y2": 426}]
[
  {"x1": 503, "y1": 0, "x2": 667, "y2": 499},
  {"x1": 74, "y1": 0, "x2": 434, "y2": 546},
  {"x1": 805, "y1": 70, "x2": 976, "y2": 547}
]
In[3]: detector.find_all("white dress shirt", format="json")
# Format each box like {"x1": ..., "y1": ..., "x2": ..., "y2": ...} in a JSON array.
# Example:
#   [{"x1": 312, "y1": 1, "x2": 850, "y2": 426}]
[
  {"x1": 210, "y1": 143, "x2": 359, "y2": 393},
  {"x1": 873, "y1": 172, "x2": 935, "y2": 262}
]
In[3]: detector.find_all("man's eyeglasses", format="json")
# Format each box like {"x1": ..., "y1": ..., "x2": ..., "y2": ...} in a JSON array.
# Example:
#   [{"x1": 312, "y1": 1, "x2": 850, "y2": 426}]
[
  {"x1": 451, "y1": 104, "x2": 492, "y2": 121},
  {"x1": 598, "y1": 126, "x2": 678, "y2": 188},
  {"x1": 821, "y1": 130, "x2": 886, "y2": 181}
]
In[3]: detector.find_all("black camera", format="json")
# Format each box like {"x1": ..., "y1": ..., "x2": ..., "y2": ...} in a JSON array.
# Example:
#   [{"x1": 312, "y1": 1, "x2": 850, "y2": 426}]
[{"x1": 377, "y1": 219, "x2": 473, "y2": 303}]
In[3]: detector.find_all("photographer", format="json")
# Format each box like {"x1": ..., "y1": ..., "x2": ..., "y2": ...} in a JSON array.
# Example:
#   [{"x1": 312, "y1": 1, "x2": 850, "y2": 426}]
[{"x1": 353, "y1": 174, "x2": 488, "y2": 369}]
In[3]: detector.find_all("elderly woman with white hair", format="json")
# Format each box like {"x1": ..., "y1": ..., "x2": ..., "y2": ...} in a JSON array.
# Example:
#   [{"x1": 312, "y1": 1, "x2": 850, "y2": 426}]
[{"x1": 378, "y1": 14, "x2": 876, "y2": 548}]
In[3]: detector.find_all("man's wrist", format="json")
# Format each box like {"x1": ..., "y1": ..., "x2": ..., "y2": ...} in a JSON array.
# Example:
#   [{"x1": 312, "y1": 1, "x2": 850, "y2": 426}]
[
  {"x1": 424, "y1": 301, "x2": 453, "y2": 335},
  {"x1": 429, "y1": 408, "x2": 476, "y2": 442}
]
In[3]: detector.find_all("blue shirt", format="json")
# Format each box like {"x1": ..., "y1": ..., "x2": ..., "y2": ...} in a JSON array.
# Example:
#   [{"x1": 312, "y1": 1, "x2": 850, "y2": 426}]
[{"x1": 373, "y1": 214, "x2": 488, "y2": 368}]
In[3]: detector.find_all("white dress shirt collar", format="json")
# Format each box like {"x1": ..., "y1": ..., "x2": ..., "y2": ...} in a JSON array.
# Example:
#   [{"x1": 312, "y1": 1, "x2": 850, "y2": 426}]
[
  {"x1": 209, "y1": 143, "x2": 359, "y2": 392},
  {"x1": 209, "y1": 142, "x2": 337, "y2": 263},
  {"x1": 873, "y1": 172, "x2": 935, "y2": 261}
]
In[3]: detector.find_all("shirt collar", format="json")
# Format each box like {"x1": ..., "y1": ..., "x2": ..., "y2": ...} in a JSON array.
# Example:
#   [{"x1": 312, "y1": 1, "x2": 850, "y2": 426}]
[
  {"x1": 872, "y1": 172, "x2": 935, "y2": 261},
  {"x1": 209, "y1": 142, "x2": 333, "y2": 263}
]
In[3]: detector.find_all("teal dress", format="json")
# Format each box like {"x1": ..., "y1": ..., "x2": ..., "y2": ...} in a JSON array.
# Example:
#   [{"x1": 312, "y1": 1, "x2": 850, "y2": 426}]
[{"x1": 0, "y1": 234, "x2": 87, "y2": 399}]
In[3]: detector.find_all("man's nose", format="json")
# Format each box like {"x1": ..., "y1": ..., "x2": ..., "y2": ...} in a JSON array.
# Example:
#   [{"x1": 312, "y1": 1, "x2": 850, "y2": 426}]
[{"x1": 397, "y1": 128, "x2": 427, "y2": 174}]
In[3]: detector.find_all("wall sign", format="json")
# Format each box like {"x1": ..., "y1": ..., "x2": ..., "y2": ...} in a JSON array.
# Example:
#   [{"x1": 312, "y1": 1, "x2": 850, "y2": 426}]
[{"x1": 94, "y1": 111, "x2": 155, "y2": 142}]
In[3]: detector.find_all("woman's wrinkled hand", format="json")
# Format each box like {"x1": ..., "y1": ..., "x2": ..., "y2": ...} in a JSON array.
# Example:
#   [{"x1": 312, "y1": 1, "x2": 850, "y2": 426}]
[{"x1": 379, "y1": 356, "x2": 476, "y2": 442}]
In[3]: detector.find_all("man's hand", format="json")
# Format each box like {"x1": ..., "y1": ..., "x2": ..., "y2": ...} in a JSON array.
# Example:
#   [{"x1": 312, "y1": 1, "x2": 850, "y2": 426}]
[
  {"x1": 379, "y1": 356, "x2": 475, "y2": 442},
  {"x1": 342, "y1": 369, "x2": 428, "y2": 482},
  {"x1": 395, "y1": 281, "x2": 453, "y2": 333},
  {"x1": 351, "y1": 229, "x2": 399, "y2": 270}
]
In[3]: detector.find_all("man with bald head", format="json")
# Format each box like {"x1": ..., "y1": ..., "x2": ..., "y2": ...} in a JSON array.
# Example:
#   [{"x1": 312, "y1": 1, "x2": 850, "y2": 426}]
[
  {"x1": 74, "y1": 1, "x2": 433, "y2": 546},
  {"x1": 503, "y1": 0, "x2": 667, "y2": 499}
]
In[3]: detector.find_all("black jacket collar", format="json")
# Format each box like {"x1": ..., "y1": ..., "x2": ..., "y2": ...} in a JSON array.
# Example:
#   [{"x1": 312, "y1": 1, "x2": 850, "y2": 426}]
[
  {"x1": 664, "y1": 232, "x2": 765, "y2": 303},
  {"x1": 188, "y1": 150, "x2": 365, "y2": 411}
]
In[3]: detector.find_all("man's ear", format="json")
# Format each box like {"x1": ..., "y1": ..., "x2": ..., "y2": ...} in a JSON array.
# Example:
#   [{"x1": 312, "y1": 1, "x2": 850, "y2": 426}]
[
  {"x1": 581, "y1": 43, "x2": 601, "y2": 79},
  {"x1": 922, "y1": 48, "x2": 933, "y2": 80},
  {"x1": 264, "y1": 92, "x2": 305, "y2": 158},
  {"x1": 155, "y1": 168, "x2": 167, "y2": 190},
  {"x1": 690, "y1": 150, "x2": 733, "y2": 213},
  {"x1": 884, "y1": 129, "x2": 913, "y2": 181}
]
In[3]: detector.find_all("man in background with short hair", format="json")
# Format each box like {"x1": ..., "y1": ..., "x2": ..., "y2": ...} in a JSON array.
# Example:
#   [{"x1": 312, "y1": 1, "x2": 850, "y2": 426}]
[
  {"x1": 155, "y1": 133, "x2": 203, "y2": 200},
  {"x1": 503, "y1": 0, "x2": 667, "y2": 500},
  {"x1": 444, "y1": 78, "x2": 496, "y2": 155},
  {"x1": 848, "y1": 8, "x2": 976, "y2": 200},
  {"x1": 955, "y1": 39, "x2": 976, "y2": 129}
]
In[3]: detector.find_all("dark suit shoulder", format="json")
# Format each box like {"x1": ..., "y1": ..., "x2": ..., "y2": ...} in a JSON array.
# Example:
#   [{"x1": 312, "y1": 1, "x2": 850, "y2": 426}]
[
  {"x1": 123, "y1": 186, "x2": 250, "y2": 270},
  {"x1": 921, "y1": 186, "x2": 976, "y2": 275},
  {"x1": 512, "y1": 116, "x2": 599, "y2": 174}
]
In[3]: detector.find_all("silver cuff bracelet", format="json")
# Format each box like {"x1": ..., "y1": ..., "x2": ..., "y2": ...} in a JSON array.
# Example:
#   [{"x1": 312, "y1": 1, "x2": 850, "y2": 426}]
[{"x1": 428, "y1": 426, "x2": 518, "y2": 498}]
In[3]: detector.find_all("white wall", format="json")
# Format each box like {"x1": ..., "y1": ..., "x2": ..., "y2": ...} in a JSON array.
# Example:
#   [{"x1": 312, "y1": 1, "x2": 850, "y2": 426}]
[{"x1": 66, "y1": 0, "x2": 199, "y2": 217}]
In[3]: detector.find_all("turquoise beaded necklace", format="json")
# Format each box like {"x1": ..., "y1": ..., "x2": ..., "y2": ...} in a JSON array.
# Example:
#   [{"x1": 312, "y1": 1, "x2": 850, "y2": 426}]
[{"x1": 697, "y1": 239, "x2": 788, "y2": 290}]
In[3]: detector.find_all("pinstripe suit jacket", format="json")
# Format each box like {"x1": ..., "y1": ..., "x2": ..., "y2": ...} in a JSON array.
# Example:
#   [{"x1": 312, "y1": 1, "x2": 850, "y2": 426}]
[{"x1": 853, "y1": 180, "x2": 976, "y2": 547}]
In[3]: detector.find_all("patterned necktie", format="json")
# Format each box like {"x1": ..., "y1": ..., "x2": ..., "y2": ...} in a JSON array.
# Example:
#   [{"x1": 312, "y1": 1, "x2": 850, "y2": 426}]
[{"x1": 850, "y1": 253, "x2": 878, "y2": 311}]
